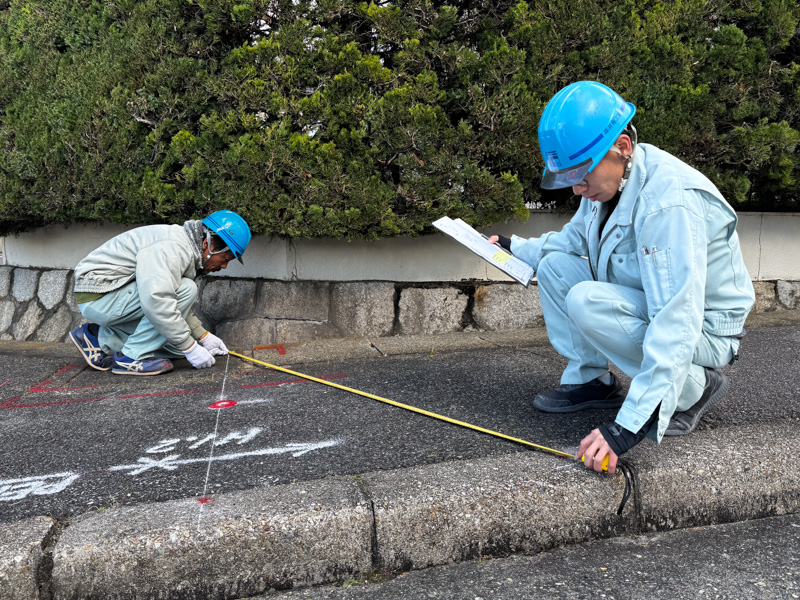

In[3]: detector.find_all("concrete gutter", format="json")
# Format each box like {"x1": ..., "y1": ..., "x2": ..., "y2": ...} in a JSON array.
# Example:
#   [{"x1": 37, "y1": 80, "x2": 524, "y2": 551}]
[
  {"x1": 2, "y1": 312, "x2": 799, "y2": 599},
  {"x1": 0, "y1": 425, "x2": 793, "y2": 599}
]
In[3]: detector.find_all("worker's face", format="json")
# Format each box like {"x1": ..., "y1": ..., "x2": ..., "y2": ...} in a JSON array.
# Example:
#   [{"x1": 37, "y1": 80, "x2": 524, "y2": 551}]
[
  {"x1": 571, "y1": 135, "x2": 632, "y2": 203},
  {"x1": 201, "y1": 240, "x2": 236, "y2": 273}
]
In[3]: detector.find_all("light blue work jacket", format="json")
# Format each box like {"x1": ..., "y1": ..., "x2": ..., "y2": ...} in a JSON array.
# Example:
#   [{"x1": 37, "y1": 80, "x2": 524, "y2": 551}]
[{"x1": 510, "y1": 144, "x2": 755, "y2": 438}]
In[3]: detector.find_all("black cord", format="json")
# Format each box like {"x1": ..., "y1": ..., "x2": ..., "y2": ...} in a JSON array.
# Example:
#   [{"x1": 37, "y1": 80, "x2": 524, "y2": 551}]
[{"x1": 616, "y1": 459, "x2": 633, "y2": 515}]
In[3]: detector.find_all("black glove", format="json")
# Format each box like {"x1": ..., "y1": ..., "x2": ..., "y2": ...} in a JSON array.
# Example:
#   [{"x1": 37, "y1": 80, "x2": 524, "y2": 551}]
[
  {"x1": 496, "y1": 235, "x2": 512, "y2": 251},
  {"x1": 599, "y1": 410, "x2": 658, "y2": 456}
]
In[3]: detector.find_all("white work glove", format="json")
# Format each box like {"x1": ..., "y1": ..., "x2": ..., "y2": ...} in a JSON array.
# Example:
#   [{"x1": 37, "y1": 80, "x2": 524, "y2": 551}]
[
  {"x1": 198, "y1": 332, "x2": 229, "y2": 356},
  {"x1": 184, "y1": 341, "x2": 215, "y2": 369}
]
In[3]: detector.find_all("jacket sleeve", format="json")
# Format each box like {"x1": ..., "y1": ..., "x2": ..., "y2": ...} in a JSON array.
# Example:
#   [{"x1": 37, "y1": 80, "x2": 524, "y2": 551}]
[
  {"x1": 508, "y1": 201, "x2": 591, "y2": 271},
  {"x1": 615, "y1": 199, "x2": 707, "y2": 438},
  {"x1": 134, "y1": 241, "x2": 196, "y2": 351}
]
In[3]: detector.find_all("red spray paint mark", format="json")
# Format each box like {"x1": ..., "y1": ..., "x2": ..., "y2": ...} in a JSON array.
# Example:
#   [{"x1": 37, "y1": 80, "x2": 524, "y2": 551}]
[
  {"x1": 121, "y1": 388, "x2": 222, "y2": 399},
  {"x1": 198, "y1": 497, "x2": 213, "y2": 505},
  {"x1": 209, "y1": 400, "x2": 237, "y2": 409},
  {"x1": 253, "y1": 344, "x2": 287, "y2": 355},
  {"x1": 28, "y1": 365, "x2": 102, "y2": 392},
  {"x1": 0, "y1": 396, "x2": 109, "y2": 409},
  {"x1": 1, "y1": 379, "x2": 9, "y2": 387}
]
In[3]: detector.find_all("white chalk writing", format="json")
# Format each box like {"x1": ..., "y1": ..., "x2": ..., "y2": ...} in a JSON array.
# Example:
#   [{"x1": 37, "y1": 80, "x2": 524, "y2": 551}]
[
  {"x1": 0, "y1": 472, "x2": 80, "y2": 501},
  {"x1": 108, "y1": 439, "x2": 340, "y2": 475}
]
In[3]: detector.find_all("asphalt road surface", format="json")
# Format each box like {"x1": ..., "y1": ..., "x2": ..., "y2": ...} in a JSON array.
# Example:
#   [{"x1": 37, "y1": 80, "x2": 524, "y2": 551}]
[{"x1": 1, "y1": 321, "x2": 798, "y2": 523}]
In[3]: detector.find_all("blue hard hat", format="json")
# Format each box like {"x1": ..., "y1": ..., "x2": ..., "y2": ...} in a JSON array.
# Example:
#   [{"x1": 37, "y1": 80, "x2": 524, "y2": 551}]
[
  {"x1": 538, "y1": 81, "x2": 636, "y2": 189},
  {"x1": 202, "y1": 210, "x2": 252, "y2": 264}
]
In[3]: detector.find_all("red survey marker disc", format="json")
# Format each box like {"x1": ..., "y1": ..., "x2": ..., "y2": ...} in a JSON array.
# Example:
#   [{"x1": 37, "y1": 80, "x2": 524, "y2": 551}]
[{"x1": 209, "y1": 400, "x2": 237, "y2": 409}]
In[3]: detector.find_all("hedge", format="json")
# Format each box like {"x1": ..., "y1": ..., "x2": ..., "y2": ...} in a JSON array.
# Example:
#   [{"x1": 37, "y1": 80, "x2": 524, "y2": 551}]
[{"x1": 0, "y1": 0, "x2": 798, "y2": 238}]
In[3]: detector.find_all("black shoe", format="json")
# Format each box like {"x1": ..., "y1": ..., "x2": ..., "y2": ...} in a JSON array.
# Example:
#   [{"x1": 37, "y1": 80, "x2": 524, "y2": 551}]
[
  {"x1": 664, "y1": 367, "x2": 729, "y2": 436},
  {"x1": 533, "y1": 373, "x2": 625, "y2": 413}
]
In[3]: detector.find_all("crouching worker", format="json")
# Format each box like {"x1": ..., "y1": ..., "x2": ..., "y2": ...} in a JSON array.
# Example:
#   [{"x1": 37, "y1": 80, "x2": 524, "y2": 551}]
[
  {"x1": 489, "y1": 81, "x2": 755, "y2": 473},
  {"x1": 68, "y1": 210, "x2": 251, "y2": 375}
]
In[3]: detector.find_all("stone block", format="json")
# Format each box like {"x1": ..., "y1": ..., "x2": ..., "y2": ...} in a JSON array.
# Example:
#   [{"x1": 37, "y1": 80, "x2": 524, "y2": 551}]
[
  {"x1": 216, "y1": 318, "x2": 277, "y2": 351},
  {"x1": 258, "y1": 281, "x2": 330, "y2": 321},
  {"x1": 276, "y1": 319, "x2": 342, "y2": 343},
  {"x1": 35, "y1": 306, "x2": 75, "y2": 342},
  {"x1": 200, "y1": 279, "x2": 257, "y2": 322},
  {"x1": 64, "y1": 272, "x2": 79, "y2": 314},
  {"x1": 12, "y1": 304, "x2": 43, "y2": 340},
  {"x1": 0, "y1": 266, "x2": 11, "y2": 298},
  {"x1": 38, "y1": 269, "x2": 70, "y2": 310},
  {"x1": 0, "y1": 516, "x2": 55, "y2": 600},
  {"x1": 330, "y1": 282, "x2": 395, "y2": 337},
  {"x1": 12, "y1": 268, "x2": 39, "y2": 302},
  {"x1": 398, "y1": 287, "x2": 468, "y2": 335},
  {"x1": 753, "y1": 281, "x2": 779, "y2": 313},
  {"x1": 0, "y1": 300, "x2": 15, "y2": 334},
  {"x1": 472, "y1": 283, "x2": 544, "y2": 331},
  {"x1": 776, "y1": 280, "x2": 800, "y2": 309}
]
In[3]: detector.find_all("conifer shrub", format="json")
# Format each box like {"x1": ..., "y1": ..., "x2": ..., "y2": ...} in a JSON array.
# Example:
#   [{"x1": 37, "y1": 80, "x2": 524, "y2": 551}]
[{"x1": 0, "y1": 0, "x2": 797, "y2": 237}]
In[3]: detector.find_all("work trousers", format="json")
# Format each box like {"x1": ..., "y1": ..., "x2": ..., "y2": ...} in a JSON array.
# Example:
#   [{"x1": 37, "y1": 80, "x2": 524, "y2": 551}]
[
  {"x1": 536, "y1": 252, "x2": 738, "y2": 413},
  {"x1": 78, "y1": 278, "x2": 198, "y2": 360}
]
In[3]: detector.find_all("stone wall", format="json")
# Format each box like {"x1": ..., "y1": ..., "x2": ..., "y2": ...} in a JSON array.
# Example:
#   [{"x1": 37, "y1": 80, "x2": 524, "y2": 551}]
[{"x1": 0, "y1": 265, "x2": 798, "y2": 349}]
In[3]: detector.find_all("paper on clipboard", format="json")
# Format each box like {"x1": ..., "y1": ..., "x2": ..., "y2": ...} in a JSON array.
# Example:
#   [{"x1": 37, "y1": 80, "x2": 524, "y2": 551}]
[{"x1": 433, "y1": 217, "x2": 534, "y2": 286}]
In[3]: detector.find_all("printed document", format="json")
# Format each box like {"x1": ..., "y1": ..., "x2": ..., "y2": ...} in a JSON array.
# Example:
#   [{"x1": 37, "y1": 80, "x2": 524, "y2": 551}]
[{"x1": 433, "y1": 217, "x2": 534, "y2": 286}]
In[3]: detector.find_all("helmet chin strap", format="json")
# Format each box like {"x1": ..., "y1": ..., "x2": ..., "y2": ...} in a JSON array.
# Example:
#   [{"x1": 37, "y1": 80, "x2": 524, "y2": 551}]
[
  {"x1": 618, "y1": 124, "x2": 637, "y2": 192},
  {"x1": 202, "y1": 230, "x2": 232, "y2": 268}
]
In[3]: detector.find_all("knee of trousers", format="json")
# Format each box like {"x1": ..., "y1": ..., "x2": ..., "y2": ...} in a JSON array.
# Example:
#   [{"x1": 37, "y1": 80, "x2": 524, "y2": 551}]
[
  {"x1": 176, "y1": 278, "x2": 198, "y2": 309},
  {"x1": 565, "y1": 281, "x2": 613, "y2": 334},
  {"x1": 536, "y1": 252, "x2": 590, "y2": 294}
]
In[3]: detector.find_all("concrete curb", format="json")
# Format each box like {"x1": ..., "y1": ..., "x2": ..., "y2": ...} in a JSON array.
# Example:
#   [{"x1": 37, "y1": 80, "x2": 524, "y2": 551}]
[
  {"x1": 4, "y1": 423, "x2": 788, "y2": 599},
  {"x1": 0, "y1": 516, "x2": 56, "y2": 600}
]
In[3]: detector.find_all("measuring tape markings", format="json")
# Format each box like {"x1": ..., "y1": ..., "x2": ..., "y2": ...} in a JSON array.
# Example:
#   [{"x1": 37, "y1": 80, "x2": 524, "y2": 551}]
[{"x1": 228, "y1": 351, "x2": 609, "y2": 471}]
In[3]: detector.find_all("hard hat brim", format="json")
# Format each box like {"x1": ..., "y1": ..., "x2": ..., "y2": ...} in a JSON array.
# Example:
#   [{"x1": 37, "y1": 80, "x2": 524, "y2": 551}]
[{"x1": 540, "y1": 158, "x2": 593, "y2": 190}]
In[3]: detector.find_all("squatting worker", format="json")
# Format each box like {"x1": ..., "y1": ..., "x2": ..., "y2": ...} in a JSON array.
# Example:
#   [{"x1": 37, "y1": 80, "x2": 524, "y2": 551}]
[
  {"x1": 488, "y1": 81, "x2": 755, "y2": 473},
  {"x1": 68, "y1": 210, "x2": 251, "y2": 376}
]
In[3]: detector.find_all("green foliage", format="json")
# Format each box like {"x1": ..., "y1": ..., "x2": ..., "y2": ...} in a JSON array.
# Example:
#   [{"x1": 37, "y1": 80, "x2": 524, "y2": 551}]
[{"x1": 0, "y1": 0, "x2": 798, "y2": 237}]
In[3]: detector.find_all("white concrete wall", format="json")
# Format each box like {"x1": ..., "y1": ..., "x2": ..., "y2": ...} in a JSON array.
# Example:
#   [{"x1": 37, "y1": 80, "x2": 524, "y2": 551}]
[{"x1": 4, "y1": 212, "x2": 798, "y2": 282}]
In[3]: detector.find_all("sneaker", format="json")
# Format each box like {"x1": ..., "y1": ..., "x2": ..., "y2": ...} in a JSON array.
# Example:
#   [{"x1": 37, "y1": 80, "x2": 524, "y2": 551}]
[
  {"x1": 533, "y1": 373, "x2": 625, "y2": 413},
  {"x1": 664, "y1": 367, "x2": 729, "y2": 436},
  {"x1": 111, "y1": 352, "x2": 174, "y2": 376},
  {"x1": 69, "y1": 324, "x2": 114, "y2": 371}
]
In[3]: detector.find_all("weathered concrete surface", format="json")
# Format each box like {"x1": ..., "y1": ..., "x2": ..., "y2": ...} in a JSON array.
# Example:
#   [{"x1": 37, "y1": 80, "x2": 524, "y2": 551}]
[
  {"x1": 372, "y1": 331, "x2": 496, "y2": 356},
  {"x1": 362, "y1": 451, "x2": 634, "y2": 571},
  {"x1": 330, "y1": 282, "x2": 395, "y2": 337},
  {"x1": 276, "y1": 319, "x2": 342, "y2": 344},
  {"x1": 0, "y1": 516, "x2": 55, "y2": 600},
  {"x1": 635, "y1": 422, "x2": 800, "y2": 531},
  {"x1": 397, "y1": 287, "x2": 468, "y2": 335},
  {"x1": 777, "y1": 280, "x2": 800, "y2": 309},
  {"x1": 251, "y1": 336, "x2": 379, "y2": 366},
  {"x1": 472, "y1": 283, "x2": 544, "y2": 331},
  {"x1": 217, "y1": 317, "x2": 277, "y2": 350},
  {"x1": 201, "y1": 279, "x2": 257, "y2": 322},
  {"x1": 753, "y1": 281, "x2": 780, "y2": 313},
  {"x1": 260, "y1": 281, "x2": 330, "y2": 321},
  {"x1": 51, "y1": 478, "x2": 373, "y2": 600}
]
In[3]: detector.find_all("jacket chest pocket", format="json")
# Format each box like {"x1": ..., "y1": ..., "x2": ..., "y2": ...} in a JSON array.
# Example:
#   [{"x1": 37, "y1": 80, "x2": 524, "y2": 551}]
[
  {"x1": 607, "y1": 239, "x2": 641, "y2": 289},
  {"x1": 639, "y1": 246, "x2": 673, "y2": 317}
]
